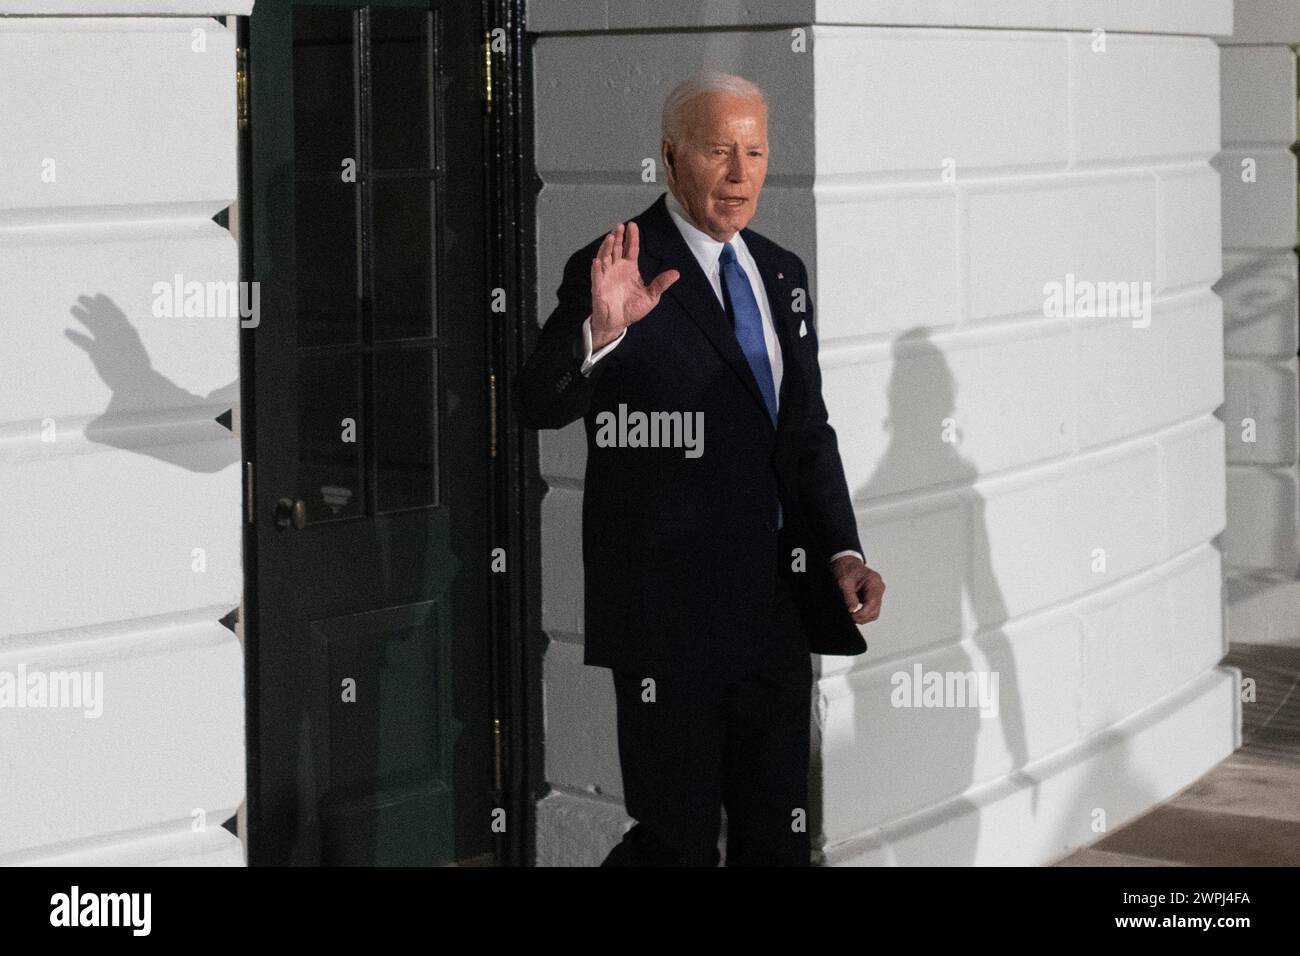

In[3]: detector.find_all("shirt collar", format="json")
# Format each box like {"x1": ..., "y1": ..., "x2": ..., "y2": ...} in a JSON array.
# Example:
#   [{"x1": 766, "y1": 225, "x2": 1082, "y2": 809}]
[{"x1": 664, "y1": 190, "x2": 745, "y2": 271}]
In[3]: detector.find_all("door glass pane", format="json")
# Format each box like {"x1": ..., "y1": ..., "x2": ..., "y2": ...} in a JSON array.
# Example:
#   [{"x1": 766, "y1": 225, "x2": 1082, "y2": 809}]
[
  {"x1": 374, "y1": 347, "x2": 439, "y2": 511},
  {"x1": 293, "y1": 6, "x2": 356, "y2": 173},
  {"x1": 373, "y1": 178, "x2": 436, "y2": 341},
  {"x1": 299, "y1": 351, "x2": 364, "y2": 522},
  {"x1": 295, "y1": 179, "x2": 360, "y2": 346},
  {"x1": 370, "y1": 7, "x2": 434, "y2": 170}
]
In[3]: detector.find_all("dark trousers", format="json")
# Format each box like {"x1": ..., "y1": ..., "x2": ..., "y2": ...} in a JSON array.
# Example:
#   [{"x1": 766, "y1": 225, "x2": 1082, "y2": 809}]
[{"x1": 600, "y1": 556, "x2": 813, "y2": 867}]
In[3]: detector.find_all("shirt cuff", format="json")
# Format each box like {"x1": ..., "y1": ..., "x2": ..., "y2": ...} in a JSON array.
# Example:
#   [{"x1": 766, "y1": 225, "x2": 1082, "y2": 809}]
[
  {"x1": 829, "y1": 549, "x2": 864, "y2": 565},
  {"x1": 580, "y1": 315, "x2": 626, "y2": 375}
]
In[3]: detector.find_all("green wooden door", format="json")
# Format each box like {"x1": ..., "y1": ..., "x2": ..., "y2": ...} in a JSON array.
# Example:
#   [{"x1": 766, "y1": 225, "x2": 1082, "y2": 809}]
[{"x1": 245, "y1": 0, "x2": 493, "y2": 865}]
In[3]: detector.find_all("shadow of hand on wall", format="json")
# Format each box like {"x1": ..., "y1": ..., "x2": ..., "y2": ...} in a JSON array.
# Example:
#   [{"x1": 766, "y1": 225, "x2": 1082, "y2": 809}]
[
  {"x1": 66, "y1": 293, "x2": 239, "y2": 473},
  {"x1": 848, "y1": 327, "x2": 1035, "y2": 865},
  {"x1": 1214, "y1": 254, "x2": 1297, "y2": 345}
]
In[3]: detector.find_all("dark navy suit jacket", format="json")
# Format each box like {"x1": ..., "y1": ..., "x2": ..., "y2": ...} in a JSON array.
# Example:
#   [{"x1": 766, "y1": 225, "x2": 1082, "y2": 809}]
[{"x1": 519, "y1": 192, "x2": 866, "y2": 678}]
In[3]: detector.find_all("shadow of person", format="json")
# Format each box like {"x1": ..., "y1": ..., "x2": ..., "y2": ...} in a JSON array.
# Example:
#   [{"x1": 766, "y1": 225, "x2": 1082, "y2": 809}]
[
  {"x1": 65, "y1": 293, "x2": 239, "y2": 472},
  {"x1": 1042, "y1": 257, "x2": 1295, "y2": 863},
  {"x1": 840, "y1": 326, "x2": 1036, "y2": 865},
  {"x1": 1044, "y1": 701, "x2": 1165, "y2": 865}
]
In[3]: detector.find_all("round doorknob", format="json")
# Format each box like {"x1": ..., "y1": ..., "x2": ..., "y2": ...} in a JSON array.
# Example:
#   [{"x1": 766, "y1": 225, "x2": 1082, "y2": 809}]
[{"x1": 273, "y1": 497, "x2": 306, "y2": 531}]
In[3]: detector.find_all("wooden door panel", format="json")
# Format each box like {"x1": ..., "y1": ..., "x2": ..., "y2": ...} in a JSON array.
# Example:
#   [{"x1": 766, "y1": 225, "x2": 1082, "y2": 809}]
[{"x1": 247, "y1": 0, "x2": 491, "y2": 866}]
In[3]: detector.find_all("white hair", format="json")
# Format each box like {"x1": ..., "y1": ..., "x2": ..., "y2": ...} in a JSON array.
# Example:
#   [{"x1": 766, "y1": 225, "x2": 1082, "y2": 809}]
[{"x1": 660, "y1": 71, "x2": 767, "y2": 144}]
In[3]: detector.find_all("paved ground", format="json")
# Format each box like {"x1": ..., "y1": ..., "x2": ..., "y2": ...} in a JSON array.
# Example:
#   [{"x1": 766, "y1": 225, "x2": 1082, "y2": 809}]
[{"x1": 1055, "y1": 642, "x2": 1300, "y2": 866}]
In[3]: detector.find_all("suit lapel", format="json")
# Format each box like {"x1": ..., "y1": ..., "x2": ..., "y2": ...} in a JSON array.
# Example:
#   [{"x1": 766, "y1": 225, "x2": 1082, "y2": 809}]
[{"x1": 634, "y1": 194, "x2": 770, "y2": 418}]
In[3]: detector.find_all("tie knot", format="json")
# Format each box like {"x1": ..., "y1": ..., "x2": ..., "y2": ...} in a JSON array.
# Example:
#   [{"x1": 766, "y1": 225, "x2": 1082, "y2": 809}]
[{"x1": 719, "y1": 243, "x2": 737, "y2": 267}]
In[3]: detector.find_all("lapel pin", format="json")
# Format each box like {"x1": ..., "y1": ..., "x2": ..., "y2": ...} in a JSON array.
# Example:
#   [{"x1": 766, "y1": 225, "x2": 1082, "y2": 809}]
[
  {"x1": 799, "y1": 319, "x2": 808, "y2": 338},
  {"x1": 777, "y1": 271, "x2": 784, "y2": 279}
]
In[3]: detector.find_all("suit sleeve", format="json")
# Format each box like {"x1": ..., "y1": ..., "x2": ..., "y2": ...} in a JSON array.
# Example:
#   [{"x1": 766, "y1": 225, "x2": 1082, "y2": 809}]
[
  {"x1": 794, "y1": 256, "x2": 865, "y2": 560},
  {"x1": 517, "y1": 243, "x2": 616, "y2": 430}
]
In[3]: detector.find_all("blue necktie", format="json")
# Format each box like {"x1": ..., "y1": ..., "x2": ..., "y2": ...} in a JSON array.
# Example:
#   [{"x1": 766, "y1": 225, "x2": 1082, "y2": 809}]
[
  {"x1": 719, "y1": 243, "x2": 782, "y2": 529},
  {"x1": 720, "y1": 244, "x2": 778, "y2": 425}
]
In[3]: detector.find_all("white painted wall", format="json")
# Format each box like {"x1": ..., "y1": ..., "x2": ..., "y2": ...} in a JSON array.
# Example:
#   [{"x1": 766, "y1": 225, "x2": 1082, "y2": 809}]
[
  {"x1": 0, "y1": 5, "x2": 251, "y2": 866},
  {"x1": 1218, "y1": 0, "x2": 1300, "y2": 645},
  {"x1": 530, "y1": 0, "x2": 1240, "y2": 866}
]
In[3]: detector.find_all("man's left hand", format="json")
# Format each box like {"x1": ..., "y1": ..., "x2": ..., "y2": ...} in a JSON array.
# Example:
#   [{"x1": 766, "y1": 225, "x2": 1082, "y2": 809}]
[{"x1": 832, "y1": 556, "x2": 884, "y2": 624}]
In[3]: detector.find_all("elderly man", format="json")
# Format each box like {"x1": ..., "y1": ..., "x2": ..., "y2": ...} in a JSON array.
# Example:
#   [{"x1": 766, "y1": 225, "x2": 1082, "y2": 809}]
[{"x1": 519, "y1": 71, "x2": 884, "y2": 866}]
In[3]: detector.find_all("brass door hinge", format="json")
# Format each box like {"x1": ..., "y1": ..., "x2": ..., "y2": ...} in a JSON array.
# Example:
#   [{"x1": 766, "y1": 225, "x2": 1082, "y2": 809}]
[
  {"x1": 488, "y1": 372, "x2": 498, "y2": 458},
  {"x1": 236, "y1": 47, "x2": 249, "y2": 131},
  {"x1": 492, "y1": 717, "x2": 504, "y2": 792},
  {"x1": 482, "y1": 32, "x2": 493, "y2": 113}
]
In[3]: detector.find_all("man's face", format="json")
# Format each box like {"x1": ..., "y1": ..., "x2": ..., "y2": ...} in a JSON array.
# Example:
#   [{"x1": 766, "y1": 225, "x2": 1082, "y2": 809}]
[{"x1": 663, "y1": 93, "x2": 768, "y2": 242}]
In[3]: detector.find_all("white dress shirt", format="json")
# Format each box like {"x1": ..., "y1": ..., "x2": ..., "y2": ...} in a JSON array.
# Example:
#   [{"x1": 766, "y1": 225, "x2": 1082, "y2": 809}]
[{"x1": 577, "y1": 192, "x2": 864, "y2": 570}]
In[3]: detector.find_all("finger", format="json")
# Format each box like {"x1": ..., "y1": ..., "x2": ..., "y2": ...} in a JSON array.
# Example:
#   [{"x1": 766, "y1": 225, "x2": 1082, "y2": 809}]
[
  {"x1": 645, "y1": 268, "x2": 680, "y2": 298},
  {"x1": 838, "y1": 578, "x2": 862, "y2": 616},
  {"x1": 861, "y1": 579, "x2": 884, "y2": 620},
  {"x1": 64, "y1": 329, "x2": 94, "y2": 350},
  {"x1": 596, "y1": 230, "x2": 614, "y2": 265},
  {"x1": 609, "y1": 223, "x2": 624, "y2": 263},
  {"x1": 625, "y1": 221, "x2": 639, "y2": 262},
  {"x1": 854, "y1": 592, "x2": 876, "y2": 622}
]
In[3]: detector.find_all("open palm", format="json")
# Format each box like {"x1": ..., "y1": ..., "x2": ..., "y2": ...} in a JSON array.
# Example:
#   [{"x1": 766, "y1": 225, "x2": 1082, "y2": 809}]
[{"x1": 591, "y1": 222, "x2": 680, "y2": 346}]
